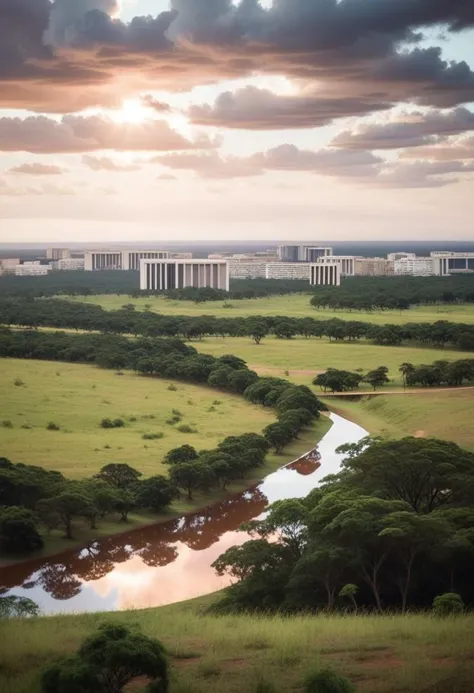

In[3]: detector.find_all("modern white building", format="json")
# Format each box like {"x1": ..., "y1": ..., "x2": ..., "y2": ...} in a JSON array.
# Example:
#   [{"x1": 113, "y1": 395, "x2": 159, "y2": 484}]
[
  {"x1": 277, "y1": 245, "x2": 333, "y2": 262},
  {"x1": 15, "y1": 262, "x2": 51, "y2": 276},
  {"x1": 50, "y1": 258, "x2": 85, "y2": 271},
  {"x1": 84, "y1": 250, "x2": 171, "y2": 271},
  {"x1": 431, "y1": 252, "x2": 474, "y2": 276},
  {"x1": 265, "y1": 263, "x2": 311, "y2": 280},
  {"x1": 310, "y1": 263, "x2": 341, "y2": 286},
  {"x1": 355, "y1": 258, "x2": 395, "y2": 276},
  {"x1": 387, "y1": 252, "x2": 416, "y2": 262},
  {"x1": 229, "y1": 261, "x2": 267, "y2": 279},
  {"x1": 140, "y1": 259, "x2": 230, "y2": 292},
  {"x1": 313, "y1": 255, "x2": 356, "y2": 276},
  {"x1": 46, "y1": 248, "x2": 70, "y2": 261},
  {"x1": 394, "y1": 257, "x2": 435, "y2": 276},
  {"x1": 0, "y1": 258, "x2": 20, "y2": 275}
]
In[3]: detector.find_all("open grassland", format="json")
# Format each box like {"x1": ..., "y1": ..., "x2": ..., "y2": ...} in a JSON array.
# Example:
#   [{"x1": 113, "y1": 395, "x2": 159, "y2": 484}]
[
  {"x1": 0, "y1": 358, "x2": 279, "y2": 478},
  {"x1": 1, "y1": 596, "x2": 474, "y2": 693},
  {"x1": 326, "y1": 390, "x2": 474, "y2": 451},
  {"x1": 65, "y1": 293, "x2": 474, "y2": 324},
  {"x1": 192, "y1": 336, "x2": 472, "y2": 386}
]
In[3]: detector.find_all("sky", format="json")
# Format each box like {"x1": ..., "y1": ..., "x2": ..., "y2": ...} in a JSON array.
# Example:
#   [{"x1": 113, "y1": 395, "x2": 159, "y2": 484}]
[{"x1": 0, "y1": 0, "x2": 474, "y2": 243}]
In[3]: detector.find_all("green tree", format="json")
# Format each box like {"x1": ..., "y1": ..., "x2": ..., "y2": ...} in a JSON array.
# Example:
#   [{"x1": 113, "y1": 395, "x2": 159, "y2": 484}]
[
  {"x1": 399, "y1": 362, "x2": 415, "y2": 390},
  {"x1": 169, "y1": 463, "x2": 214, "y2": 500},
  {"x1": 41, "y1": 622, "x2": 169, "y2": 693},
  {"x1": 339, "y1": 584, "x2": 359, "y2": 613},
  {"x1": 304, "y1": 669, "x2": 355, "y2": 693},
  {"x1": 0, "y1": 596, "x2": 40, "y2": 619},
  {"x1": 245, "y1": 319, "x2": 268, "y2": 345},
  {"x1": 243, "y1": 499, "x2": 309, "y2": 558},
  {"x1": 263, "y1": 423, "x2": 294, "y2": 453},
  {"x1": 363, "y1": 366, "x2": 390, "y2": 391},
  {"x1": 136, "y1": 476, "x2": 180, "y2": 513},
  {"x1": 432, "y1": 592, "x2": 464, "y2": 617},
  {"x1": 0, "y1": 506, "x2": 44, "y2": 554},
  {"x1": 164, "y1": 445, "x2": 198, "y2": 466},
  {"x1": 37, "y1": 493, "x2": 95, "y2": 540},
  {"x1": 95, "y1": 464, "x2": 142, "y2": 490}
]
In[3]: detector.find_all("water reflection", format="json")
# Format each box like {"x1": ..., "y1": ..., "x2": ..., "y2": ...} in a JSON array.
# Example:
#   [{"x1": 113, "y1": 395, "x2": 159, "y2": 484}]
[{"x1": 0, "y1": 414, "x2": 367, "y2": 614}]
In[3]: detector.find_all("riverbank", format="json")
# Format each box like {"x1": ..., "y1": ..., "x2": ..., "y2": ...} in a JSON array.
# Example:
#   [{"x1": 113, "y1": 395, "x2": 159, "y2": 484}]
[
  {"x1": 0, "y1": 416, "x2": 333, "y2": 568},
  {"x1": 1, "y1": 594, "x2": 473, "y2": 693}
]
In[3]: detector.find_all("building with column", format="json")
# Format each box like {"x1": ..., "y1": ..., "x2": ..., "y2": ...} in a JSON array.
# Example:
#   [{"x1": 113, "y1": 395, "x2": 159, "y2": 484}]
[
  {"x1": 312, "y1": 255, "x2": 356, "y2": 276},
  {"x1": 140, "y1": 259, "x2": 230, "y2": 292},
  {"x1": 355, "y1": 258, "x2": 395, "y2": 276},
  {"x1": 277, "y1": 245, "x2": 333, "y2": 262},
  {"x1": 431, "y1": 252, "x2": 474, "y2": 276},
  {"x1": 310, "y1": 263, "x2": 341, "y2": 286},
  {"x1": 84, "y1": 250, "x2": 170, "y2": 271}
]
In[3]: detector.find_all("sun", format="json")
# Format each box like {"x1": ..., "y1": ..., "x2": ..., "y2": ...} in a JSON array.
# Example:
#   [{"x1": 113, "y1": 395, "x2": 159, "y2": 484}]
[{"x1": 112, "y1": 99, "x2": 148, "y2": 124}]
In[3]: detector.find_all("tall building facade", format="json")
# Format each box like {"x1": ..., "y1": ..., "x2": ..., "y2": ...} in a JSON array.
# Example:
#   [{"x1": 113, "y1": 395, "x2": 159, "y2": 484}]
[
  {"x1": 0, "y1": 258, "x2": 20, "y2": 275},
  {"x1": 51, "y1": 258, "x2": 85, "y2": 271},
  {"x1": 277, "y1": 245, "x2": 333, "y2": 262},
  {"x1": 15, "y1": 262, "x2": 51, "y2": 276},
  {"x1": 355, "y1": 258, "x2": 395, "y2": 276},
  {"x1": 394, "y1": 258, "x2": 435, "y2": 276},
  {"x1": 140, "y1": 259, "x2": 230, "y2": 291},
  {"x1": 310, "y1": 263, "x2": 341, "y2": 286},
  {"x1": 313, "y1": 256, "x2": 356, "y2": 276},
  {"x1": 46, "y1": 248, "x2": 70, "y2": 261},
  {"x1": 265, "y1": 263, "x2": 311, "y2": 280},
  {"x1": 84, "y1": 250, "x2": 170, "y2": 271}
]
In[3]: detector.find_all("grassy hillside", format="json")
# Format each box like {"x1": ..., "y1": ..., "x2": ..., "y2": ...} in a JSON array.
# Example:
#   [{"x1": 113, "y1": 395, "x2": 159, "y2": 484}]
[
  {"x1": 66, "y1": 293, "x2": 474, "y2": 325},
  {"x1": 0, "y1": 358, "x2": 281, "y2": 478},
  {"x1": 327, "y1": 390, "x2": 474, "y2": 451},
  {"x1": 192, "y1": 336, "x2": 471, "y2": 386},
  {"x1": 1, "y1": 596, "x2": 473, "y2": 693}
]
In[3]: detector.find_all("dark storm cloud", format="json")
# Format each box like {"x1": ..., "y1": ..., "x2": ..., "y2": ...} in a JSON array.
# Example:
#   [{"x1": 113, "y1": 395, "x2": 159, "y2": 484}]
[
  {"x1": 332, "y1": 107, "x2": 474, "y2": 150},
  {"x1": 0, "y1": 0, "x2": 474, "y2": 114},
  {"x1": 0, "y1": 114, "x2": 215, "y2": 153}
]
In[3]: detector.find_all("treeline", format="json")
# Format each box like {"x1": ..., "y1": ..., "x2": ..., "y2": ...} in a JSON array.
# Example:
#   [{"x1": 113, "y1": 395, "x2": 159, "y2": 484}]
[
  {"x1": 2, "y1": 298, "x2": 474, "y2": 351},
  {"x1": 212, "y1": 437, "x2": 474, "y2": 613},
  {"x1": 310, "y1": 275, "x2": 474, "y2": 311},
  {"x1": 134, "y1": 279, "x2": 311, "y2": 301}
]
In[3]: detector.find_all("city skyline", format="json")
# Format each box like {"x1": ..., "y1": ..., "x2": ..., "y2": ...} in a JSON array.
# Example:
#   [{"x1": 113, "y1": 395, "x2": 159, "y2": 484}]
[{"x1": 1, "y1": 1, "x2": 474, "y2": 242}]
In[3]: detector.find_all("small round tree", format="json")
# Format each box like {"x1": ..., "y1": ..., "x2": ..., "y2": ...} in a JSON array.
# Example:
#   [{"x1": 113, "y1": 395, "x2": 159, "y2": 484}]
[
  {"x1": 41, "y1": 622, "x2": 169, "y2": 693},
  {"x1": 338, "y1": 584, "x2": 359, "y2": 614},
  {"x1": 432, "y1": 592, "x2": 464, "y2": 617},
  {"x1": 305, "y1": 669, "x2": 355, "y2": 693}
]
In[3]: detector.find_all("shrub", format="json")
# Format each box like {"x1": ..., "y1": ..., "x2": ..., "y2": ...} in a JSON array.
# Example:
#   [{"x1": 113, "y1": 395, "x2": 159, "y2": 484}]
[
  {"x1": 172, "y1": 409, "x2": 182, "y2": 416},
  {"x1": 41, "y1": 622, "x2": 169, "y2": 693},
  {"x1": 46, "y1": 422, "x2": 60, "y2": 431},
  {"x1": 113, "y1": 418, "x2": 125, "y2": 428},
  {"x1": 213, "y1": 400, "x2": 221, "y2": 405},
  {"x1": 167, "y1": 384, "x2": 177, "y2": 391},
  {"x1": 177, "y1": 424, "x2": 197, "y2": 434},
  {"x1": 142, "y1": 433, "x2": 165, "y2": 440},
  {"x1": 129, "y1": 416, "x2": 137, "y2": 422},
  {"x1": 207, "y1": 406, "x2": 217, "y2": 413},
  {"x1": 100, "y1": 418, "x2": 114, "y2": 429},
  {"x1": 21, "y1": 423, "x2": 32, "y2": 430},
  {"x1": 14, "y1": 378, "x2": 25, "y2": 387},
  {"x1": 1, "y1": 420, "x2": 13, "y2": 428},
  {"x1": 304, "y1": 669, "x2": 355, "y2": 693},
  {"x1": 433, "y1": 592, "x2": 464, "y2": 617}
]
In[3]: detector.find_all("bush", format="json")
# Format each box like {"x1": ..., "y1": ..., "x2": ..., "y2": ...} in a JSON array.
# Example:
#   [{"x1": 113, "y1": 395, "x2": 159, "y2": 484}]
[
  {"x1": 21, "y1": 423, "x2": 32, "y2": 430},
  {"x1": 0, "y1": 595, "x2": 40, "y2": 619},
  {"x1": 113, "y1": 418, "x2": 125, "y2": 428},
  {"x1": 46, "y1": 422, "x2": 60, "y2": 431},
  {"x1": 14, "y1": 378, "x2": 25, "y2": 387},
  {"x1": 100, "y1": 418, "x2": 125, "y2": 429},
  {"x1": 41, "y1": 622, "x2": 169, "y2": 693},
  {"x1": 172, "y1": 409, "x2": 182, "y2": 416},
  {"x1": 1, "y1": 420, "x2": 13, "y2": 428},
  {"x1": 433, "y1": 592, "x2": 464, "y2": 617},
  {"x1": 167, "y1": 384, "x2": 177, "y2": 391},
  {"x1": 142, "y1": 433, "x2": 165, "y2": 440},
  {"x1": 177, "y1": 424, "x2": 197, "y2": 434},
  {"x1": 304, "y1": 669, "x2": 355, "y2": 693}
]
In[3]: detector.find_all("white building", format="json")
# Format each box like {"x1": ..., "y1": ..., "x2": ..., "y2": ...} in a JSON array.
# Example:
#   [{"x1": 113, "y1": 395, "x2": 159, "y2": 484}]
[
  {"x1": 229, "y1": 262, "x2": 267, "y2": 279},
  {"x1": 431, "y1": 252, "x2": 474, "y2": 276},
  {"x1": 387, "y1": 252, "x2": 416, "y2": 262},
  {"x1": 15, "y1": 262, "x2": 51, "y2": 276},
  {"x1": 355, "y1": 258, "x2": 395, "y2": 276},
  {"x1": 394, "y1": 257, "x2": 435, "y2": 276},
  {"x1": 84, "y1": 250, "x2": 170, "y2": 271},
  {"x1": 46, "y1": 248, "x2": 70, "y2": 261},
  {"x1": 310, "y1": 263, "x2": 341, "y2": 286},
  {"x1": 277, "y1": 245, "x2": 333, "y2": 262},
  {"x1": 140, "y1": 259, "x2": 230, "y2": 292},
  {"x1": 313, "y1": 255, "x2": 356, "y2": 276},
  {"x1": 51, "y1": 258, "x2": 85, "y2": 271},
  {"x1": 0, "y1": 258, "x2": 20, "y2": 275},
  {"x1": 265, "y1": 263, "x2": 311, "y2": 280}
]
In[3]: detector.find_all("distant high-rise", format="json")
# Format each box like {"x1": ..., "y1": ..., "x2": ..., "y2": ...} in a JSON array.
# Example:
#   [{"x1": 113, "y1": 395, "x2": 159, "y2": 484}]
[
  {"x1": 84, "y1": 250, "x2": 170, "y2": 271},
  {"x1": 277, "y1": 245, "x2": 333, "y2": 262},
  {"x1": 46, "y1": 248, "x2": 70, "y2": 261}
]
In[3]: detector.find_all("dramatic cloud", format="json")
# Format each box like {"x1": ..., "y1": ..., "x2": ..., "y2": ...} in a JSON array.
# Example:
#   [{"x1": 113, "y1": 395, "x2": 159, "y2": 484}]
[
  {"x1": 332, "y1": 107, "x2": 474, "y2": 150},
  {"x1": 142, "y1": 95, "x2": 172, "y2": 113},
  {"x1": 401, "y1": 136, "x2": 474, "y2": 161},
  {"x1": 1, "y1": 0, "x2": 474, "y2": 113},
  {"x1": 7, "y1": 162, "x2": 67, "y2": 175},
  {"x1": 373, "y1": 159, "x2": 474, "y2": 188},
  {"x1": 188, "y1": 86, "x2": 390, "y2": 130},
  {"x1": 0, "y1": 114, "x2": 215, "y2": 153},
  {"x1": 82, "y1": 155, "x2": 141, "y2": 171}
]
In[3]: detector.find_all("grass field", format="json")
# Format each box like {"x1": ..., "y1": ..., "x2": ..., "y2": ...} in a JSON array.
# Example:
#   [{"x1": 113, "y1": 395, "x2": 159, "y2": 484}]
[
  {"x1": 326, "y1": 390, "x2": 474, "y2": 451},
  {"x1": 0, "y1": 358, "x2": 281, "y2": 478},
  {"x1": 65, "y1": 293, "x2": 474, "y2": 324},
  {"x1": 1, "y1": 595, "x2": 473, "y2": 693},
  {"x1": 191, "y1": 336, "x2": 472, "y2": 386}
]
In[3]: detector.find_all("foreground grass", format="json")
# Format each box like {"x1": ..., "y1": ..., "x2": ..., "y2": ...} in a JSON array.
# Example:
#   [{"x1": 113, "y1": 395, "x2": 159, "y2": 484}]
[
  {"x1": 326, "y1": 390, "x2": 474, "y2": 451},
  {"x1": 66, "y1": 293, "x2": 474, "y2": 325},
  {"x1": 192, "y1": 336, "x2": 471, "y2": 386},
  {"x1": 1, "y1": 596, "x2": 473, "y2": 693}
]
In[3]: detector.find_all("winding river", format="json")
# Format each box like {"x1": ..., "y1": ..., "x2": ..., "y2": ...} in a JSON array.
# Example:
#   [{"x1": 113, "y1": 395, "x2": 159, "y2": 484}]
[{"x1": 0, "y1": 413, "x2": 368, "y2": 614}]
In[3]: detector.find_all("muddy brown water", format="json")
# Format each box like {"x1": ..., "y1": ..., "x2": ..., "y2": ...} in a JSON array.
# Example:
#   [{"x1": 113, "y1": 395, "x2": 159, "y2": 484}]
[{"x1": 0, "y1": 414, "x2": 367, "y2": 614}]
